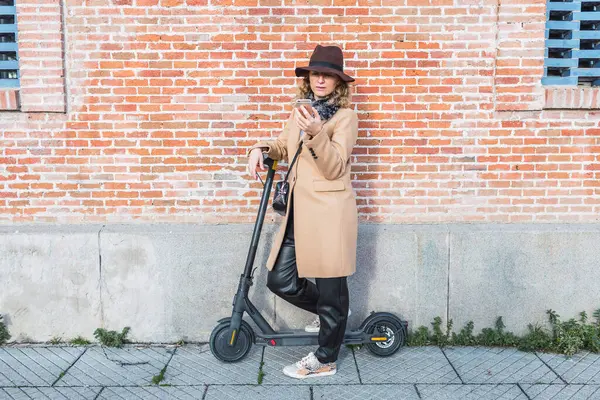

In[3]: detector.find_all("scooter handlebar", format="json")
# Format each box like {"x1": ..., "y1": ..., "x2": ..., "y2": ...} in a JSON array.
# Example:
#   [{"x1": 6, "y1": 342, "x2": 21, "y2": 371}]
[{"x1": 262, "y1": 153, "x2": 275, "y2": 169}]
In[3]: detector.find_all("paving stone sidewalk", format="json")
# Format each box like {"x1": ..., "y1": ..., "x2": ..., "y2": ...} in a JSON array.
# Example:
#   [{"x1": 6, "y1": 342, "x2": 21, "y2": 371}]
[{"x1": 1, "y1": 344, "x2": 599, "y2": 399}]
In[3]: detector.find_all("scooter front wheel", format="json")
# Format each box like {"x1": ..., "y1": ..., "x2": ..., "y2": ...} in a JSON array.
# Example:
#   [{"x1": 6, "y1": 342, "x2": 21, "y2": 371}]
[{"x1": 209, "y1": 319, "x2": 254, "y2": 362}]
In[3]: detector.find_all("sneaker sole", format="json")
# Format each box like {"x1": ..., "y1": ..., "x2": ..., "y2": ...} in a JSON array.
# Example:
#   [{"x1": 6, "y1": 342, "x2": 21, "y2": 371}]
[{"x1": 283, "y1": 369, "x2": 337, "y2": 379}]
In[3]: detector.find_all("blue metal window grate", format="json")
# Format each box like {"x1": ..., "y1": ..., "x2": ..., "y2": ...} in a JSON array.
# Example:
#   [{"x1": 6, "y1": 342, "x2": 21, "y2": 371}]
[
  {"x1": 544, "y1": 1, "x2": 600, "y2": 86},
  {"x1": 0, "y1": 0, "x2": 18, "y2": 88}
]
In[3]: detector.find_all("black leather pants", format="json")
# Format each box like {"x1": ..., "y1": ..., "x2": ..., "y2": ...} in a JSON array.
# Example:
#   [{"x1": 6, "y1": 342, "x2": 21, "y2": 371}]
[{"x1": 266, "y1": 197, "x2": 349, "y2": 364}]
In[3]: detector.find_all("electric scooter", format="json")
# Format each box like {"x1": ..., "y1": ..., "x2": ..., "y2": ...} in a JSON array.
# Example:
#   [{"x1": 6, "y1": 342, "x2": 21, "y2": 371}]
[{"x1": 210, "y1": 156, "x2": 408, "y2": 362}]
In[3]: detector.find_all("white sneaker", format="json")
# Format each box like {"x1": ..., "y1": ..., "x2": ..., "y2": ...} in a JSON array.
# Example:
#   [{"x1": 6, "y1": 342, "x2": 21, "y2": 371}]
[
  {"x1": 305, "y1": 309, "x2": 351, "y2": 333},
  {"x1": 282, "y1": 352, "x2": 337, "y2": 379}
]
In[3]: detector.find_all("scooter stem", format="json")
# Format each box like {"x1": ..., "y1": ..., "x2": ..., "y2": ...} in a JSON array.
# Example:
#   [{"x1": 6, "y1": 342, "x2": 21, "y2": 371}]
[
  {"x1": 228, "y1": 156, "x2": 277, "y2": 347},
  {"x1": 242, "y1": 155, "x2": 276, "y2": 279}
]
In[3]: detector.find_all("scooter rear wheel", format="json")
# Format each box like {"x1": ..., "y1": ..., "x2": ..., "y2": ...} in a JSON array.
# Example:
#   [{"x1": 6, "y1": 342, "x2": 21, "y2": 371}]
[
  {"x1": 364, "y1": 315, "x2": 406, "y2": 357},
  {"x1": 209, "y1": 319, "x2": 254, "y2": 362}
]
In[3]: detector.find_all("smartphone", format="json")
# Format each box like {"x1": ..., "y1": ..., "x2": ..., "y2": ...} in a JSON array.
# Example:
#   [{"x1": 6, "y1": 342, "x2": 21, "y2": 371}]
[{"x1": 294, "y1": 99, "x2": 313, "y2": 116}]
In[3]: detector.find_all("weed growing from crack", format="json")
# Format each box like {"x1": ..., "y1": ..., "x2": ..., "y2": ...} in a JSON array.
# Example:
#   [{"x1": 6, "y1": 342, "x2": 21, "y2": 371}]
[
  {"x1": 257, "y1": 361, "x2": 265, "y2": 384},
  {"x1": 69, "y1": 336, "x2": 91, "y2": 346},
  {"x1": 48, "y1": 337, "x2": 62, "y2": 345},
  {"x1": 519, "y1": 323, "x2": 553, "y2": 353},
  {"x1": 452, "y1": 321, "x2": 476, "y2": 346},
  {"x1": 152, "y1": 366, "x2": 167, "y2": 385},
  {"x1": 408, "y1": 325, "x2": 431, "y2": 346},
  {"x1": 544, "y1": 309, "x2": 600, "y2": 355},
  {"x1": 93, "y1": 327, "x2": 130, "y2": 348},
  {"x1": 431, "y1": 317, "x2": 453, "y2": 347},
  {"x1": 406, "y1": 308, "x2": 600, "y2": 356},
  {"x1": 477, "y1": 317, "x2": 520, "y2": 347}
]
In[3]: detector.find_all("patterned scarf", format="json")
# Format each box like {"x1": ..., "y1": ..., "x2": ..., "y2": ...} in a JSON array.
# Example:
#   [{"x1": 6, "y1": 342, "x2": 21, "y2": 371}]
[{"x1": 306, "y1": 91, "x2": 340, "y2": 122}]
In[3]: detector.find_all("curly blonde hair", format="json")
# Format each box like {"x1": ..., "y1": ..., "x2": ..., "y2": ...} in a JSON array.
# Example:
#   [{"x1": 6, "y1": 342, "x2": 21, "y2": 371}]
[{"x1": 295, "y1": 76, "x2": 351, "y2": 108}]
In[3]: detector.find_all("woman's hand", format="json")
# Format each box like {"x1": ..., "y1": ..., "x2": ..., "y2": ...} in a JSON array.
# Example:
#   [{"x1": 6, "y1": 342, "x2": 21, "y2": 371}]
[
  {"x1": 247, "y1": 147, "x2": 265, "y2": 180},
  {"x1": 295, "y1": 106, "x2": 323, "y2": 137}
]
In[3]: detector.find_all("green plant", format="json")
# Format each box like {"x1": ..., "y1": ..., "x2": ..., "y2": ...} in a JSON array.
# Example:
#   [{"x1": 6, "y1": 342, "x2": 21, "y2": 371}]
[
  {"x1": 547, "y1": 310, "x2": 589, "y2": 356},
  {"x1": 593, "y1": 309, "x2": 600, "y2": 327},
  {"x1": 476, "y1": 317, "x2": 519, "y2": 347},
  {"x1": 519, "y1": 323, "x2": 553, "y2": 352},
  {"x1": 0, "y1": 316, "x2": 11, "y2": 345},
  {"x1": 431, "y1": 317, "x2": 453, "y2": 347},
  {"x1": 49, "y1": 336, "x2": 62, "y2": 345},
  {"x1": 152, "y1": 366, "x2": 167, "y2": 385},
  {"x1": 407, "y1": 325, "x2": 431, "y2": 346},
  {"x1": 406, "y1": 308, "x2": 600, "y2": 356},
  {"x1": 586, "y1": 309, "x2": 600, "y2": 352},
  {"x1": 257, "y1": 361, "x2": 266, "y2": 384},
  {"x1": 93, "y1": 327, "x2": 130, "y2": 348},
  {"x1": 452, "y1": 321, "x2": 476, "y2": 346},
  {"x1": 69, "y1": 336, "x2": 91, "y2": 346}
]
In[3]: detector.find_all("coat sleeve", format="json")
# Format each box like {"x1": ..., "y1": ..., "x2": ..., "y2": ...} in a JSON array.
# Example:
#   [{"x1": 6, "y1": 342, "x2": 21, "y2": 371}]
[
  {"x1": 302, "y1": 109, "x2": 358, "y2": 180},
  {"x1": 246, "y1": 111, "x2": 293, "y2": 162}
]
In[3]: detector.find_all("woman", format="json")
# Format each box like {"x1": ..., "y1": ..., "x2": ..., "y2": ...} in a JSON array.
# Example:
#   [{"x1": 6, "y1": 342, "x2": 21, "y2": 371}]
[{"x1": 247, "y1": 44, "x2": 358, "y2": 379}]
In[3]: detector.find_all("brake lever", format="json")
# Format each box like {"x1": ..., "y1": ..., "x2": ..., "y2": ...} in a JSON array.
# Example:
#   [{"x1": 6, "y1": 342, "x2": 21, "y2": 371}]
[{"x1": 256, "y1": 172, "x2": 265, "y2": 188}]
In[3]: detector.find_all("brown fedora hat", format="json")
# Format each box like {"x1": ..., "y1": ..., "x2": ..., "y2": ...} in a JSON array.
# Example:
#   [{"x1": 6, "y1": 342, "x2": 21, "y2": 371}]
[{"x1": 295, "y1": 44, "x2": 355, "y2": 83}]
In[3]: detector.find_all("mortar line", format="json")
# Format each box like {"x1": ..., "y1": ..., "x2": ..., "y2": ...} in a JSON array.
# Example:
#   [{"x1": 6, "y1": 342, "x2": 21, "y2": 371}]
[
  {"x1": 534, "y1": 352, "x2": 567, "y2": 384},
  {"x1": 93, "y1": 387, "x2": 105, "y2": 400},
  {"x1": 59, "y1": 0, "x2": 69, "y2": 114},
  {"x1": 309, "y1": 385, "x2": 314, "y2": 400},
  {"x1": 492, "y1": 0, "x2": 501, "y2": 111},
  {"x1": 11, "y1": 347, "x2": 62, "y2": 386},
  {"x1": 257, "y1": 345, "x2": 265, "y2": 385},
  {"x1": 516, "y1": 383, "x2": 531, "y2": 400},
  {"x1": 158, "y1": 346, "x2": 177, "y2": 384},
  {"x1": 414, "y1": 383, "x2": 422, "y2": 399},
  {"x1": 9, "y1": 382, "x2": 567, "y2": 388},
  {"x1": 351, "y1": 346, "x2": 362, "y2": 384},
  {"x1": 440, "y1": 347, "x2": 464, "y2": 384},
  {"x1": 0, "y1": 351, "x2": 35, "y2": 386},
  {"x1": 201, "y1": 384, "x2": 209, "y2": 400}
]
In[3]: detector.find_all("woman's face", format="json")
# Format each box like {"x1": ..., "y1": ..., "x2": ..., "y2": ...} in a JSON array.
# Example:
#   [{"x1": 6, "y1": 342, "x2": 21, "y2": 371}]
[{"x1": 309, "y1": 71, "x2": 340, "y2": 99}]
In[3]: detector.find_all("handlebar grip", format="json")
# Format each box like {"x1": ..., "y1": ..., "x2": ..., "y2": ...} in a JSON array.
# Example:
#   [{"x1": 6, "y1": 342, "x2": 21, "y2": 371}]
[{"x1": 262, "y1": 153, "x2": 275, "y2": 168}]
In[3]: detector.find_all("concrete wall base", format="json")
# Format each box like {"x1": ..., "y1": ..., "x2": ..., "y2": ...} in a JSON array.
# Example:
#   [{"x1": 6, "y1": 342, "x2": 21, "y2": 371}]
[{"x1": 1, "y1": 224, "x2": 599, "y2": 343}]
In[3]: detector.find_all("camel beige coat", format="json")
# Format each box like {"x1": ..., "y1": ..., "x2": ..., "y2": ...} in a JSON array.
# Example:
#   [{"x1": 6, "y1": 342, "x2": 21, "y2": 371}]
[{"x1": 249, "y1": 107, "x2": 359, "y2": 278}]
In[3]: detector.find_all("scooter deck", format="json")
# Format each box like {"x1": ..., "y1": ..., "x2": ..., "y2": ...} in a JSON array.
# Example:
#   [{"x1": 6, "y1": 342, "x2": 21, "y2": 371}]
[{"x1": 254, "y1": 329, "x2": 372, "y2": 347}]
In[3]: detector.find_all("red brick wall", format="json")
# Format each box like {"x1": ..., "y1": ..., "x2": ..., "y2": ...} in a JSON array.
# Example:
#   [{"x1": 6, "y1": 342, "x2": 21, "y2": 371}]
[{"x1": 0, "y1": 0, "x2": 598, "y2": 224}]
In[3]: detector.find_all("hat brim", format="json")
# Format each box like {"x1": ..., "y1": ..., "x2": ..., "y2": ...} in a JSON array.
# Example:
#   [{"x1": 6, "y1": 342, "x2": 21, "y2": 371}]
[{"x1": 295, "y1": 66, "x2": 355, "y2": 82}]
